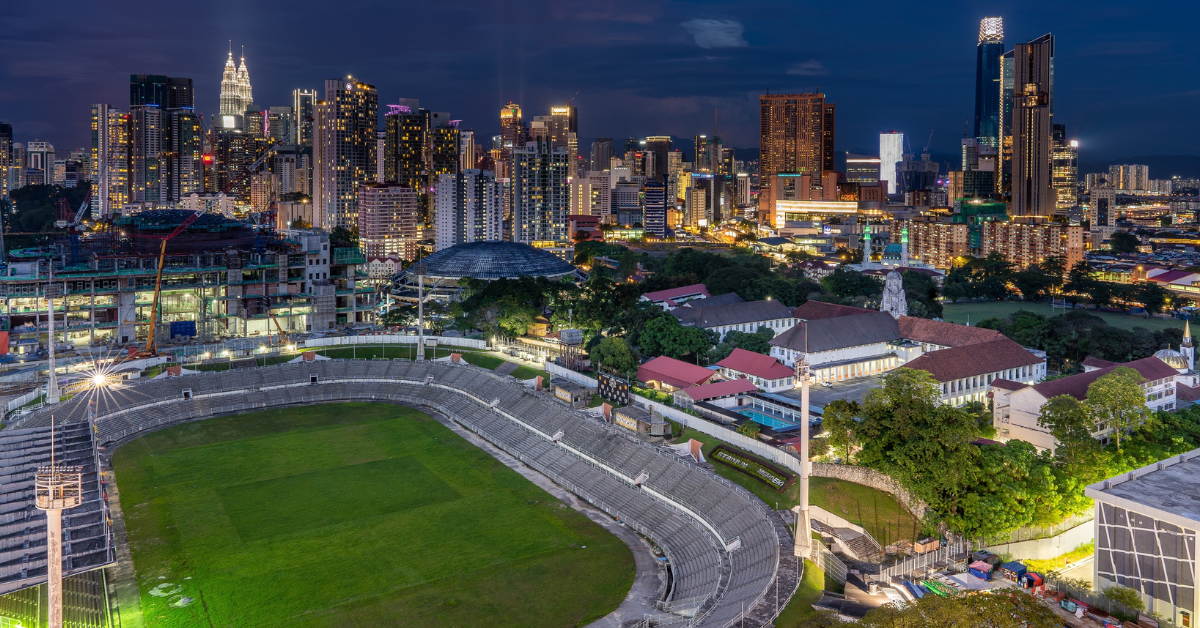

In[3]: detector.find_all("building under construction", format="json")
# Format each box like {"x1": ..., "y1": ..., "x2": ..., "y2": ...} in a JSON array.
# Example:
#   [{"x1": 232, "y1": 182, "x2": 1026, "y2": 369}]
[{"x1": 1, "y1": 210, "x2": 375, "y2": 350}]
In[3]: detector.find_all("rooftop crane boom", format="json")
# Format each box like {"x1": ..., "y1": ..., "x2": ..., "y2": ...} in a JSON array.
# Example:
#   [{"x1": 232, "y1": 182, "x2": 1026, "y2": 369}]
[{"x1": 124, "y1": 210, "x2": 205, "y2": 356}]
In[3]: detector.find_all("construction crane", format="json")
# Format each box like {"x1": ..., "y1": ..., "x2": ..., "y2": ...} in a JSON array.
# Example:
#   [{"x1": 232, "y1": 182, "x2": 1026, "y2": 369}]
[
  {"x1": 125, "y1": 210, "x2": 206, "y2": 356},
  {"x1": 267, "y1": 307, "x2": 290, "y2": 344}
]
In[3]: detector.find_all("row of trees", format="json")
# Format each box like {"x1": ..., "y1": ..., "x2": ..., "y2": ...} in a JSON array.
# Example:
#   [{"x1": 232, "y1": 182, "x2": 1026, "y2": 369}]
[
  {"x1": 943, "y1": 252, "x2": 1174, "y2": 313},
  {"x1": 978, "y1": 309, "x2": 1183, "y2": 372},
  {"x1": 821, "y1": 367, "x2": 1154, "y2": 539}
]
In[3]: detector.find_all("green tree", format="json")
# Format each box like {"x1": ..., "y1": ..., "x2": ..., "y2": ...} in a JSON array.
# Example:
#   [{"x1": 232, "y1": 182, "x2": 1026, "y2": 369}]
[
  {"x1": 1136, "y1": 282, "x2": 1170, "y2": 315},
  {"x1": 591, "y1": 336, "x2": 639, "y2": 379},
  {"x1": 845, "y1": 587, "x2": 1063, "y2": 627},
  {"x1": 834, "y1": 246, "x2": 863, "y2": 264},
  {"x1": 1102, "y1": 584, "x2": 1145, "y2": 611},
  {"x1": 638, "y1": 316, "x2": 712, "y2": 361},
  {"x1": 821, "y1": 399, "x2": 860, "y2": 462},
  {"x1": 820, "y1": 269, "x2": 881, "y2": 302},
  {"x1": 1085, "y1": 367, "x2": 1152, "y2": 452},
  {"x1": 379, "y1": 304, "x2": 416, "y2": 328},
  {"x1": 737, "y1": 421, "x2": 761, "y2": 438},
  {"x1": 707, "y1": 326, "x2": 775, "y2": 361},
  {"x1": 330, "y1": 225, "x2": 359, "y2": 249},
  {"x1": 902, "y1": 270, "x2": 943, "y2": 318},
  {"x1": 1109, "y1": 231, "x2": 1141, "y2": 254}
]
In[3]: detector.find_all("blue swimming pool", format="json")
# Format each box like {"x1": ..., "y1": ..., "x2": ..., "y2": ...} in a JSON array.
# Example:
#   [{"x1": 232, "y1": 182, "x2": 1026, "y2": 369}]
[{"x1": 737, "y1": 408, "x2": 801, "y2": 431}]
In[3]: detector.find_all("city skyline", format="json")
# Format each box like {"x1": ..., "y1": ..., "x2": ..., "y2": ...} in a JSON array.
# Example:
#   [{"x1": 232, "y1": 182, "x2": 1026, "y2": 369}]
[{"x1": 2, "y1": 0, "x2": 1197, "y2": 161}]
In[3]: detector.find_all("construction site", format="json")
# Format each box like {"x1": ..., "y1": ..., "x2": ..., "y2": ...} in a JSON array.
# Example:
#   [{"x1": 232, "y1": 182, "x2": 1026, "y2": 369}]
[{"x1": 0, "y1": 208, "x2": 376, "y2": 354}]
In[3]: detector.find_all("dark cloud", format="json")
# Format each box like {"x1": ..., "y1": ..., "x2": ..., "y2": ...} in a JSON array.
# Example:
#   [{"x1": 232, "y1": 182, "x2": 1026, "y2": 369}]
[{"x1": 0, "y1": 0, "x2": 1197, "y2": 160}]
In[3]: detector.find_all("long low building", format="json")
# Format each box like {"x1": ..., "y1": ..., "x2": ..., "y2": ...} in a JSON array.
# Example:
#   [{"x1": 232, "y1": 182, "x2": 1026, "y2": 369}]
[{"x1": 673, "y1": 298, "x2": 797, "y2": 341}]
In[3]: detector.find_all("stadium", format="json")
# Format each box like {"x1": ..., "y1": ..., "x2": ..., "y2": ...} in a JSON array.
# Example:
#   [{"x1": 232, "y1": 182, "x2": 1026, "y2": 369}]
[
  {"x1": 1, "y1": 358, "x2": 798, "y2": 627},
  {"x1": 391, "y1": 241, "x2": 586, "y2": 302}
]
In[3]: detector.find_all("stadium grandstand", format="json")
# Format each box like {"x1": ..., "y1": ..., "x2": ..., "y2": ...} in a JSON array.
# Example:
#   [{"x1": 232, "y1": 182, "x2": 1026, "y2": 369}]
[{"x1": 9, "y1": 360, "x2": 796, "y2": 627}]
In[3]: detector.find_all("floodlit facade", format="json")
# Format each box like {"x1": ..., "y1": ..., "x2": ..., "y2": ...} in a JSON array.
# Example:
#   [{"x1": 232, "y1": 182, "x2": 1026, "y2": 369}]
[
  {"x1": 359, "y1": 183, "x2": 420, "y2": 261},
  {"x1": 879, "y1": 131, "x2": 903, "y2": 194},
  {"x1": 512, "y1": 138, "x2": 569, "y2": 243},
  {"x1": 1011, "y1": 34, "x2": 1055, "y2": 216},
  {"x1": 759, "y1": 92, "x2": 834, "y2": 220},
  {"x1": 313, "y1": 77, "x2": 378, "y2": 229},
  {"x1": 974, "y1": 17, "x2": 1004, "y2": 147},
  {"x1": 435, "y1": 169, "x2": 502, "y2": 251}
]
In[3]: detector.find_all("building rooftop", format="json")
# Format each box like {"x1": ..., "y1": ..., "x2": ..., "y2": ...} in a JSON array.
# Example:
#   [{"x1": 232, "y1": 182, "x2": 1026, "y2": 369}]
[
  {"x1": 641, "y1": 283, "x2": 709, "y2": 303},
  {"x1": 636, "y1": 356, "x2": 718, "y2": 389},
  {"x1": 396, "y1": 241, "x2": 577, "y2": 280},
  {"x1": 1031, "y1": 356, "x2": 1179, "y2": 401},
  {"x1": 717, "y1": 348, "x2": 794, "y2": 380},
  {"x1": 678, "y1": 379, "x2": 759, "y2": 402},
  {"x1": 771, "y1": 312, "x2": 902, "y2": 353},
  {"x1": 1086, "y1": 448, "x2": 1200, "y2": 526},
  {"x1": 673, "y1": 299, "x2": 794, "y2": 329},
  {"x1": 792, "y1": 301, "x2": 872, "y2": 321},
  {"x1": 902, "y1": 338, "x2": 1042, "y2": 383},
  {"x1": 898, "y1": 316, "x2": 1006, "y2": 348}
]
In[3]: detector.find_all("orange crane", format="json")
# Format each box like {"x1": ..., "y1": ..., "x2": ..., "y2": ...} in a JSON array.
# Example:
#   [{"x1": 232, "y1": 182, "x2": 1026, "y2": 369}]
[{"x1": 126, "y1": 210, "x2": 206, "y2": 356}]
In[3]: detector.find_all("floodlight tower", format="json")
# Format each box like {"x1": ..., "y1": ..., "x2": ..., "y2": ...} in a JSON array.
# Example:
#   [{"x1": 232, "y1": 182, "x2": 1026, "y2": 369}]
[
  {"x1": 413, "y1": 264, "x2": 427, "y2": 361},
  {"x1": 45, "y1": 279, "x2": 63, "y2": 404},
  {"x1": 793, "y1": 334, "x2": 812, "y2": 560},
  {"x1": 35, "y1": 419, "x2": 83, "y2": 628}
]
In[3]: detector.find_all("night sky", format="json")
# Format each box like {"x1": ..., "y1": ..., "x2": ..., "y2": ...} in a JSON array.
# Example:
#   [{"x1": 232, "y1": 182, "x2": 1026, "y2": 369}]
[{"x1": 3, "y1": 0, "x2": 1196, "y2": 161}]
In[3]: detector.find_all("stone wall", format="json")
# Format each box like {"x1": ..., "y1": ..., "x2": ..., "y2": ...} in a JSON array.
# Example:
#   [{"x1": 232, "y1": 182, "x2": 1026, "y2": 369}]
[{"x1": 811, "y1": 462, "x2": 928, "y2": 520}]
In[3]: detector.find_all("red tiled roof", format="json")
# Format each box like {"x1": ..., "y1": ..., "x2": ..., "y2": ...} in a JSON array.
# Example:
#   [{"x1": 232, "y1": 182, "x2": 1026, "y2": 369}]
[
  {"x1": 1178, "y1": 383, "x2": 1200, "y2": 403},
  {"x1": 680, "y1": 378, "x2": 759, "y2": 401},
  {"x1": 898, "y1": 317, "x2": 1005, "y2": 347},
  {"x1": 990, "y1": 378, "x2": 1025, "y2": 391},
  {"x1": 641, "y1": 283, "x2": 709, "y2": 303},
  {"x1": 792, "y1": 301, "x2": 872, "y2": 320},
  {"x1": 1030, "y1": 356, "x2": 1179, "y2": 401},
  {"x1": 1147, "y1": 270, "x2": 1197, "y2": 284},
  {"x1": 903, "y1": 338, "x2": 1043, "y2": 382},
  {"x1": 636, "y1": 356, "x2": 718, "y2": 389},
  {"x1": 1082, "y1": 356, "x2": 1118, "y2": 370},
  {"x1": 716, "y1": 348, "x2": 794, "y2": 380}
]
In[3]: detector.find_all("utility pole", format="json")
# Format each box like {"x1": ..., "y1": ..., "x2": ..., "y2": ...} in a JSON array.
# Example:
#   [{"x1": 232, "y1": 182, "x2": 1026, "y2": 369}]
[
  {"x1": 414, "y1": 264, "x2": 427, "y2": 361},
  {"x1": 794, "y1": 324, "x2": 812, "y2": 561}
]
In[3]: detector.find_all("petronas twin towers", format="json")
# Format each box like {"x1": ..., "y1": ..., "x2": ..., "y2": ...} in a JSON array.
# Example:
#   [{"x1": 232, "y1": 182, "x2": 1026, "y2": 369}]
[{"x1": 219, "y1": 48, "x2": 253, "y2": 117}]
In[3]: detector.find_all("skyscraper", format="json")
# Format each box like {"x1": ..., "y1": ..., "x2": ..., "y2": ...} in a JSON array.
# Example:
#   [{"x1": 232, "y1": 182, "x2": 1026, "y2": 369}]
[
  {"x1": 313, "y1": 77, "x2": 378, "y2": 229},
  {"x1": 590, "y1": 138, "x2": 613, "y2": 171},
  {"x1": 127, "y1": 106, "x2": 163, "y2": 203},
  {"x1": 435, "y1": 169, "x2": 501, "y2": 251},
  {"x1": 127, "y1": 73, "x2": 200, "y2": 204},
  {"x1": 0, "y1": 122, "x2": 11, "y2": 198},
  {"x1": 548, "y1": 105, "x2": 578, "y2": 177},
  {"x1": 1011, "y1": 34, "x2": 1054, "y2": 216},
  {"x1": 974, "y1": 17, "x2": 1004, "y2": 147},
  {"x1": 644, "y1": 136, "x2": 672, "y2": 181},
  {"x1": 998, "y1": 49, "x2": 1015, "y2": 195},
  {"x1": 268, "y1": 106, "x2": 293, "y2": 144},
  {"x1": 879, "y1": 131, "x2": 904, "y2": 194},
  {"x1": 218, "y1": 50, "x2": 253, "y2": 130},
  {"x1": 512, "y1": 138, "x2": 569, "y2": 242},
  {"x1": 130, "y1": 75, "x2": 194, "y2": 109},
  {"x1": 759, "y1": 92, "x2": 834, "y2": 222},
  {"x1": 1051, "y1": 124, "x2": 1078, "y2": 212},
  {"x1": 292, "y1": 89, "x2": 316, "y2": 147},
  {"x1": 358, "y1": 183, "x2": 420, "y2": 260},
  {"x1": 643, "y1": 180, "x2": 668, "y2": 238},
  {"x1": 500, "y1": 103, "x2": 523, "y2": 151}
]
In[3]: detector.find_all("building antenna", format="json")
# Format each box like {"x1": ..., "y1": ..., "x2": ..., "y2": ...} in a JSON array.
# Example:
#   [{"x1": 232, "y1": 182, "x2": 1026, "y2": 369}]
[{"x1": 714, "y1": 108, "x2": 718, "y2": 138}]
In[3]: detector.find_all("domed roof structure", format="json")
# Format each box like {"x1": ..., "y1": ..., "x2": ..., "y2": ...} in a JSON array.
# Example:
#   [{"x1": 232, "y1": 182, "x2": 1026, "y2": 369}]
[
  {"x1": 1154, "y1": 348, "x2": 1188, "y2": 371},
  {"x1": 402, "y1": 241, "x2": 577, "y2": 280}
]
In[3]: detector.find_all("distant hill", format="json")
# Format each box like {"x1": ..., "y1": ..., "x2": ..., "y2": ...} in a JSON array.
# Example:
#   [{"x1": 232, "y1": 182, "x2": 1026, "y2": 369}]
[{"x1": 1078, "y1": 155, "x2": 1200, "y2": 179}]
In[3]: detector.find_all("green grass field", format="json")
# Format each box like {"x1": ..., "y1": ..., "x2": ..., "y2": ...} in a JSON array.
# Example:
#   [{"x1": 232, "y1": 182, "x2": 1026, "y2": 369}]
[
  {"x1": 942, "y1": 301, "x2": 1186, "y2": 332},
  {"x1": 671, "y1": 428, "x2": 919, "y2": 546},
  {"x1": 112, "y1": 403, "x2": 634, "y2": 628}
]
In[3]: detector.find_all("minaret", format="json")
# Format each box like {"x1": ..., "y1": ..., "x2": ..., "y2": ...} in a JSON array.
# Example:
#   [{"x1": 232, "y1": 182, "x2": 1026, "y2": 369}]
[
  {"x1": 862, "y1": 219, "x2": 872, "y2": 269},
  {"x1": 219, "y1": 47, "x2": 240, "y2": 116},
  {"x1": 900, "y1": 226, "x2": 909, "y2": 268},
  {"x1": 1183, "y1": 320, "x2": 1194, "y2": 372},
  {"x1": 793, "y1": 325, "x2": 812, "y2": 560},
  {"x1": 35, "y1": 417, "x2": 83, "y2": 628}
]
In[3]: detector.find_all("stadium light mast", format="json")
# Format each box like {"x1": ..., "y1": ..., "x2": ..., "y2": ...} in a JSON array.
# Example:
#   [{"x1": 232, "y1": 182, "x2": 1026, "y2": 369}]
[
  {"x1": 793, "y1": 328, "x2": 812, "y2": 560},
  {"x1": 46, "y1": 278, "x2": 63, "y2": 404},
  {"x1": 414, "y1": 264, "x2": 427, "y2": 361},
  {"x1": 35, "y1": 417, "x2": 83, "y2": 628}
]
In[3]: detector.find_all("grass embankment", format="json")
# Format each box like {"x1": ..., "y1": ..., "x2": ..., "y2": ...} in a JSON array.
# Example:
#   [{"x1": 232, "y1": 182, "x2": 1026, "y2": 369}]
[
  {"x1": 671, "y1": 426, "x2": 919, "y2": 547},
  {"x1": 112, "y1": 403, "x2": 634, "y2": 628},
  {"x1": 1023, "y1": 542, "x2": 1094, "y2": 574},
  {"x1": 942, "y1": 301, "x2": 1186, "y2": 332},
  {"x1": 773, "y1": 559, "x2": 830, "y2": 626}
]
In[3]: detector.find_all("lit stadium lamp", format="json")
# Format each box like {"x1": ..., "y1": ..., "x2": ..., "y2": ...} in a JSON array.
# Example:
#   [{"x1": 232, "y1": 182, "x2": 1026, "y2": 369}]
[{"x1": 91, "y1": 373, "x2": 107, "y2": 388}]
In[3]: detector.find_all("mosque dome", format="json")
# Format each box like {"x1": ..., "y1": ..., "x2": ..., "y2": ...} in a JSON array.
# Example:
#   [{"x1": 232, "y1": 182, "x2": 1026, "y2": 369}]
[{"x1": 1154, "y1": 348, "x2": 1188, "y2": 372}]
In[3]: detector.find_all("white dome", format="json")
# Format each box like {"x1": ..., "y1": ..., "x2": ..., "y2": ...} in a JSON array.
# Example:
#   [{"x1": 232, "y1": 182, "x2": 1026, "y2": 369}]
[{"x1": 1154, "y1": 349, "x2": 1188, "y2": 371}]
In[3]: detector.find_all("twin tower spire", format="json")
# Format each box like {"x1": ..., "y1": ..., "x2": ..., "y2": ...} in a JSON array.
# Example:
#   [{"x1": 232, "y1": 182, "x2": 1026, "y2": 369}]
[{"x1": 219, "y1": 44, "x2": 253, "y2": 117}]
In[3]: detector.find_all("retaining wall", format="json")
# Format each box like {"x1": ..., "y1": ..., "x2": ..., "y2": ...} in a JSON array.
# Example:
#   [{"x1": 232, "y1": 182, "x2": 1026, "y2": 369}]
[
  {"x1": 982, "y1": 519, "x2": 1094, "y2": 561},
  {"x1": 810, "y1": 462, "x2": 928, "y2": 520}
]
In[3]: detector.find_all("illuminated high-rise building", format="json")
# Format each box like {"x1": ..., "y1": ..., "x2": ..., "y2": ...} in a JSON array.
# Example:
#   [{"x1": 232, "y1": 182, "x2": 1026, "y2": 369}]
[
  {"x1": 435, "y1": 169, "x2": 502, "y2": 251},
  {"x1": 383, "y1": 103, "x2": 460, "y2": 223},
  {"x1": 1011, "y1": 34, "x2": 1055, "y2": 216},
  {"x1": 500, "y1": 102, "x2": 523, "y2": 150},
  {"x1": 759, "y1": 92, "x2": 834, "y2": 222},
  {"x1": 879, "y1": 131, "x2": 904, "y2": 194},
  {"x1": 998, "y1": 49, "x2": 1015, "y2": 194},
  {"x1": 313, "y1": 77, "x2": 378, "y2": 229},
  {"x1": 0, "y1": 122, "x2": 11, "y2": 198},
  {"x1": 644, "y1": 136, "x2": 672, "y2": 181},
  {"x1": 218, "y1": 48, "x2": 253, "y2": 130},
  {"x1": 590, "y1": 138, "x2": 613, "y2": 171},
  {"x1": 974, "y1": 17, "x2": 1004, "y2": 147},
  {"x1": 1051, "y1": 124, "x2": 1078, "y2": 212},
  {"x1": 292, "y1": 89, "x2": 316, "y2": 147},
  {"x1": 359, "y1": 183, "x2": 420, "y2": 260},
  {"x1": 512, "y1": 138, "x2": 569, "y2": 242}
]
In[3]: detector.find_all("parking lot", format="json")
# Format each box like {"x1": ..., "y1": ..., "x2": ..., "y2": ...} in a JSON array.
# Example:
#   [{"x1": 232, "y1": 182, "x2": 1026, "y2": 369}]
[{"x1": 775, "y1": 374, "x2": 885, "y2": 409}]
